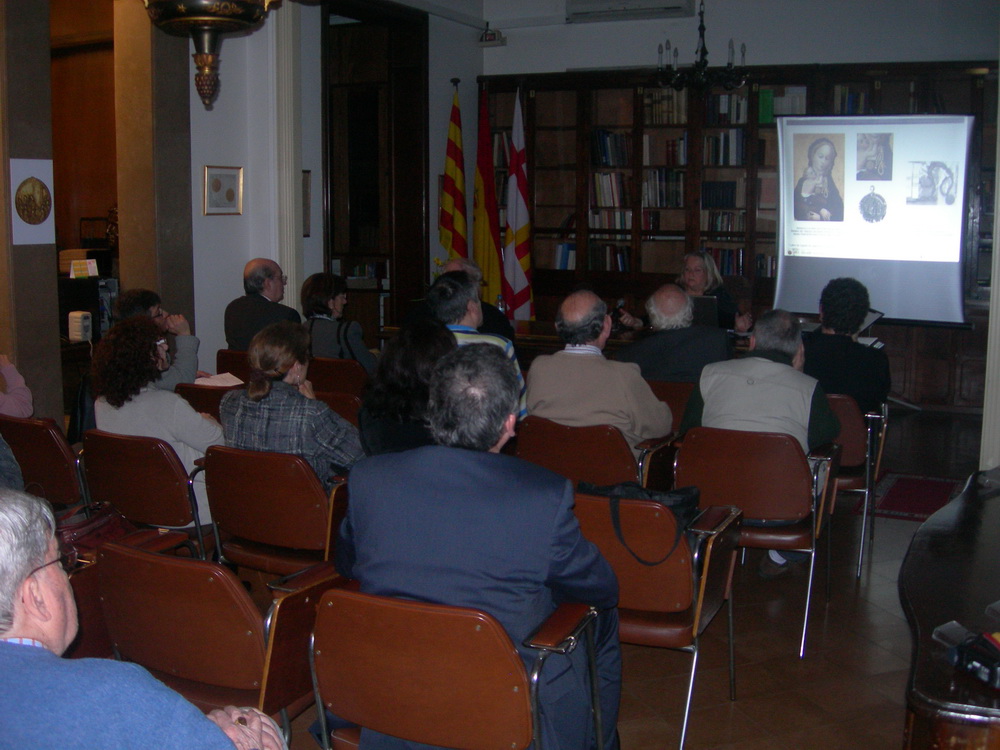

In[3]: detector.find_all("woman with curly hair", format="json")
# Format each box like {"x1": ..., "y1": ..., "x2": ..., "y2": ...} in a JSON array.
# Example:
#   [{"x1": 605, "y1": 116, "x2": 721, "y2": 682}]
[
  {"x1": 358, "y1": 317, "x2": 456, "y2": 455},
  {"x1": 91, "y1": 316, "x2": 222, "y2": 522},
  {"x1": 219, "y1": 321, "x2": 363, "y2": 490},
  {"x1": 300, "y1": 272, "x2": 377, "y2": 374}
]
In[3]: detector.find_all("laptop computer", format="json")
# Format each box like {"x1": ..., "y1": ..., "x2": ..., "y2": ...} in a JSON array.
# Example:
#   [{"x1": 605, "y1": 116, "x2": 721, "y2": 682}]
[{"x1": 690, "y1": 295, "x2": 719, "y2": 328}]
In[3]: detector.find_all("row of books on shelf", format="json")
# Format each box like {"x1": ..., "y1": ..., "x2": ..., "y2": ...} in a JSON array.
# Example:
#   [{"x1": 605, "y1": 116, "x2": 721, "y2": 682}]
[
  {"x1": 592, "y1": 129, "x2": 632, "y2": 168},
  {"x1": 702, "y1": 245, "x2": 744, "y2": 276},
  {"x1": 550, "y1": 242, "x2": 777, "y2": 278},
  {"x1": 588, "y1": 208, "x2": 633, "y2": 230},
  {"x1": 643, "y1": 132, "x2": 688, "y2": 166},
  {"x1": 755, "y1": 252, "x2": 778, "y2": 278},
  {"x1": 591, "y1": 171, "x2": 631, "y2": 208},
  {"x1": 643, "y1": 87, "x2": 687, "y2": 124},
  {"x1": 705, "y1": 93, "x2": 748, "y2": 125},
  {"x1": 589, "y1": 243, "x2": 632, "y2": 272},
  {"x1": 701, "y1": 179, "x2": 746, "y2": 209},
  {"x1": 701, "y1": 209, "x2": 746, "y2": 233},
  {"x1": 642, "y1": 168, "x2": 684, "y2": 208},
  {"x1": 833, "y1": 85, "x2": 867, "y2": 115},
  {"x1": 758, "y1": 86, "x2": 808, "y2": 123},
  {"x1": 704, "y1": 129, "x2": 745, "y2": 166},
  {"x1": 555, "y1": 242, "x2": 577, "y2": 270},
  {"x1": 336, "y1": 260, "x2": 391, "y2": 290}
]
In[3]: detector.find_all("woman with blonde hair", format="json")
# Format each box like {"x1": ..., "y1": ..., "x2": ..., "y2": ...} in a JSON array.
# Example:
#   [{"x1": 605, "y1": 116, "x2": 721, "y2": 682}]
[
  {"x1": 677, "y1": 250, "x2": 752, "y2": 332},
  {"x1": 219, "y1": 321, "x2": 363, "y2": 490}
]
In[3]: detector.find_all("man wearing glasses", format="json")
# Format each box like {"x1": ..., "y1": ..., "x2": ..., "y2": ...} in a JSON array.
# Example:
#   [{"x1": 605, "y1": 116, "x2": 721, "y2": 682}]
[
  {"x1": 0, "y1": 489, "x2": 284, "y2": 749},
  {"x1": 224, "y1": 258, "x2": 301, "y2": 351}
]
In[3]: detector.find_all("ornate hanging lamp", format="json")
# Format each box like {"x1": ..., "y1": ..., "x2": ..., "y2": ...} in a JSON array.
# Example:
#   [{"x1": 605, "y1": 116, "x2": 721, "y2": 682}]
[
  {"x1": 656, "y1": 0, "x2": 747, "y2": 91},
  {"x1": 142, "y1": 0, "x2": 279, "y2": 108}
]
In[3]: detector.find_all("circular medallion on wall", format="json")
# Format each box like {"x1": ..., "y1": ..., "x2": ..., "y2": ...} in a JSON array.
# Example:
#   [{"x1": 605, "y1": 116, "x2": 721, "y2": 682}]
[{"x1": 14, "y1": 176, "x2": 52, "y2": 225}]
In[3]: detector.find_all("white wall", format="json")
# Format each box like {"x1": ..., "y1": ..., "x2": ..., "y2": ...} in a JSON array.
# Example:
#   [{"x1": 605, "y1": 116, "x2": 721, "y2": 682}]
[{"x1": 300, "y1": 4, "x2": 325, "y2": 277}]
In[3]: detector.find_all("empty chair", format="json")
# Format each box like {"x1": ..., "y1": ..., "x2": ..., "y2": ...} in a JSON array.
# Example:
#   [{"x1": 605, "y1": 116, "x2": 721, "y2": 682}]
[
  {"x1": 645, "y1": 380, "x2": 696, "y2": 434},
  {"x1": 674, "y1": 426, "x2": 840, "y2": 658},
  {"x1": 175, "y1": 383, "x2": 244, "y2": 422},
  {"x1": 216, "y1": 349, "x2": 251, "y2": 383},
  {"x1": 515, "y1": 415, "x2": 675, "y2": 490},
  {"x1": 310, "y1": 587, "x2": 601, "y2": 750},
  {"x1": 308, "y1": 356, "x2": 369, "y2": 398},
  {"x1": 315, "y1": 391, "x2": 361, "y2": 427},
  {"x1": 96, "y1": 542, "x2": 342, "y2": 739},
  {"x1": 204, "y1": 445, "x2": 346, "y2": 576},
  {"x1": 574, "y1": 494, "x2": 741, "y2": 748},
  {"x1": 0, "y1": 414, "x2": 85, "y2": 508}
]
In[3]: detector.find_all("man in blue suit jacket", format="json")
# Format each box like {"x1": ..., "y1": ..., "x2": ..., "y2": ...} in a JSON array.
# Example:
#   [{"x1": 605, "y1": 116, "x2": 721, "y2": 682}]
[{"x1": 337, "y1": 344, "x2": 621, "y2": 750}]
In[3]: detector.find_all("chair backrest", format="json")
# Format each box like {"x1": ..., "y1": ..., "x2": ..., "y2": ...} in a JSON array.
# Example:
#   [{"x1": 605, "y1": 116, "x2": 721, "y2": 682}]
[
  {"x1": 82, "y1": 430, "x2": 195, "y2": 528},
  {"x1": 645, "y1": 380, "x2": 696, "y2": 434},
  {"x1": 204, "y1": 445, "x2": 332, "y2": 552},
  {"x1": 826, "y1": 394, "x2": 868, "y2": 468},
  {"x1": 216, "y1": 349, "x2": 251, "y2": 383},
  {"x1": 308, "y1": 357, "x2": 368, "y2": 398},
  {"x1": 514, "y1": 415, "x2": 638, "y2": 486},
  {"x1": 573, "y1": 492, "x2": 693, "y2": 613},
  {"x1": 312, "y1": 587, "x2": 533, "y2": 750},
  {"x1": 674, "y1": 427, "x2": 813, "y2": 522},
  {"x1": 0, "y1": 414, "x2": 83, "y2": 507},
  {"x1": 175, "y1": 383, "x2": 244, "y2": 422},
  {"x1": 96, "y1": 542, "x2": 266, "y2": 691},
  {"x1": 315, "y1": 391, "x2": 361, "y2": 427}
]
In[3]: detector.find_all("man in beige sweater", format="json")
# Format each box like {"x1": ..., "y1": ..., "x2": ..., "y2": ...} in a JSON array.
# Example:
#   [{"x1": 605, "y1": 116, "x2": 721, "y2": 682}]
[{"x1": 526, "y1": 290, "x2": 672, "y2": 458}]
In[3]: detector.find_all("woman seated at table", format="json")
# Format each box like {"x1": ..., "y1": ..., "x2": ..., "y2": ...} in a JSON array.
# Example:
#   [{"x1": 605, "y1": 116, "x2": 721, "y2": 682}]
[
  {"x1": 358, "y1": 318, "x2": 456, "y2": 456},
  {"x1": 677, "y1": 250, "x2": 752, "y2": 332},
  {"x1": 300, "y1": 272, "x2": 377, "y2": 374},
  {"x1": 91, "y1": 317, "x2": 222, "y2": 523},
  {"x1": 219, "y1": 321, "x2": 363, "y2": 490}
]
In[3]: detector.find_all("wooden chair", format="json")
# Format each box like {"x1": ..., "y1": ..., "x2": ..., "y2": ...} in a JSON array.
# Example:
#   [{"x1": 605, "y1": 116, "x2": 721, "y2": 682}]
[
  {"x1": 216, "y1": 349, "x2": 251, "y2": 383},
  {"x1": 203, "y1": 445, "x2": 346, "y2": 576},
  {"x1": 575, "y1": 495, "x2": 740, "y2": 748},
  {"x1": 310, "y1": 587, "x2": 601, "y2": 750},
  {"x1": 308, "y1": 357, "x2": 369, "y2": 398},
  {"x1": 673, "y1": 427, "x2": 840, "y2": 658},
  {"x1": 514, "y1": 415, "x2": 675, "y2": 490},
  {"x1": 0, "y1": 414, "x2": 85, "y2": 509},
  {"x1": 96, "y1": 542, "x2": 343, "y2": 740},
  {"x1": 315, "y1": 391, "x2": 361, "y2": 427},
  {"x1": 645, "y1": 380, "x2": 696, "y2": 434},
  {"x1": 175, "y1": 383, "x2": 244, "y2": 422},
  {"x1": 81, "y1": 429, "x2": 210, "y2": 557},
  {"x1": 826, "y1": 395, "x2": 888, "y2": 578}
]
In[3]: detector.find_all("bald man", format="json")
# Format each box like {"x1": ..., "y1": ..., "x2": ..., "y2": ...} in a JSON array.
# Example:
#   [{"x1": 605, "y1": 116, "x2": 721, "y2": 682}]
[
  {"x1": 224, "y1": 258, "x2": 301, "y2": 350},
  {"x1": 526, "y1": 290, "x2": 672, "y2": 458},
  {"x1": 615, "y1": 283, "x2": 730, "y2": 382}
]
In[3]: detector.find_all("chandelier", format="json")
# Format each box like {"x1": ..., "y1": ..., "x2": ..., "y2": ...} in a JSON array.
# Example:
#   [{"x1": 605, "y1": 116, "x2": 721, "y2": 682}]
[
  {"x1": 656, "y1": 1, "x2": 747, "y2": 91},
  {"x1": 143, "y1": 0, "x2": 280, "y2": 108}
]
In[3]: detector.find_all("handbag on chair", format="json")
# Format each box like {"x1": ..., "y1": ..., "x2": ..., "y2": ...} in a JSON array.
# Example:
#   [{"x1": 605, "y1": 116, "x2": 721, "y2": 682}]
[{"x1": 56, "y1": 503, "x2": 136, "y2": 556}]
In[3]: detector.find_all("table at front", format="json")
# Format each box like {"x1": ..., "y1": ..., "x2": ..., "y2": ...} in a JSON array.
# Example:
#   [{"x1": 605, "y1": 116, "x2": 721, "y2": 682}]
[{"x1": 899, "y1": 471, "x2": 1000, "y2": 748}]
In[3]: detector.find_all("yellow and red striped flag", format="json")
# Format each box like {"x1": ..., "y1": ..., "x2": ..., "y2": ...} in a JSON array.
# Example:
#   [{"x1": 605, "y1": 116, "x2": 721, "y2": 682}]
[
  {"x1": 439, "y1": 85, "x2": 468, "y2": 259},
  {"x1": 502, "y1": 89, "x2": 534, "y2": 320},
  {"x1": 474, "y1": 87, "x2": 503, "y2": 308}
]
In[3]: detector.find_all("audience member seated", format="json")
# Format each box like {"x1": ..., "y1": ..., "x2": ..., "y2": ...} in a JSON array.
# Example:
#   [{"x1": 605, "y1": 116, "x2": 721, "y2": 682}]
[
  {"x1": 678, "y1": 251, "x2": 752, "y2": 332},
  {"x1": 224, "y1": 258, "x2": 301, "y2": 351},
  {"x1": 403, "y1": 256, "x2": 515, "y2": 341},
  {"x1": 678, "y1": 309, "x2": 840, "y2": 578},
  {"x1": 219, "y1": 321, "x2": 363, "y2": 491},
  {"x1": 614, "y1": 283, "x2": 731, "y2": 382},
  {"x1": 91, "y1": 318, "x2": 223, "y2": 523},
  {"x1": 337, "y1": 344, "x2": 621, "y2": 750},
  {"x1": 0, "y1": 489, "x2": 285, "y2": 750},
  {"x1": 0, "y1": 434, "x2": 23, "y2": 491},
  {"x1": 803, "y1": 277, "x2": 890, "y2": 414},
  {"x1": 526, "y1": 290, "x2": 672, "y2": 459},
  {"x1": 300, "y1": 272, "x2": 377, "y2": 375},
  {"x1": 0, "y1": 354, "x2": 32, "y2": 418},
  {"x1": 428, "y1": 270, "x2": 526, "y2": 419},
  {"x1": 357, "y1": 317, "x2": 456, "y2": 456}
]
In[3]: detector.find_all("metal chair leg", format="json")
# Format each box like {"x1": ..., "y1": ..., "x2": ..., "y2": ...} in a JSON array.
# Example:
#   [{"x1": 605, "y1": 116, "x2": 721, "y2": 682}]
[
  {"x1": 799, "y1": 549, "x2": 817, "y2": 659},
  {"x1": 727, "y1": 593, "x2": 736, "y2": 701},
  {"x1": 679, "y1": 643, "x2": 699, "y2": 749}
]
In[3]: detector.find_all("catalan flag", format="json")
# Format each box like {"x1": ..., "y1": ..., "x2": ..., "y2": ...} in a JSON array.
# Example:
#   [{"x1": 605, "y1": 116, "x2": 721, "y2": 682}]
[
  {"x1": 439, "y1": 85, "x2": 468, "y2": 259},
  {"x1": 502, "y1": 89, "x2": 533, "y2": 320},
  {"x1": 473, "y1": 87, "x2": 503, "y2": 309}
]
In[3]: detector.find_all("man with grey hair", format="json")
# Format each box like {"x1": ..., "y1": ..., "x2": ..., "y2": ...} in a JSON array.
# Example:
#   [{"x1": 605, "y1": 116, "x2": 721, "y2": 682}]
[
  {"x1": 0, "y1": 489, "x2": 285, "y2": 749},
  {"x1": 224, "y1": 257, "x2": 301, "y2": 350},
  {"x1": 615, "y1": 283, "x2": 730, "y2": 382},
  {"x1": 526, "y1": 289, "x2": 672, "y2": 458},
  {"x1": 337, "y1": 344, "x2": 622, "y2": 750}
]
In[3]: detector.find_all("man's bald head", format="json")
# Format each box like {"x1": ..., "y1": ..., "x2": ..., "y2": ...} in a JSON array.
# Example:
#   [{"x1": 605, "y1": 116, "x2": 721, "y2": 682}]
[
  {"x1": 647, "y1": 284, "x2": 694, "y2": 331},
  {"x1": 243, "y1": 258, "x2": 285, "y2": 301},
  {"x1": 555, "y1": 290, "x2": 609, "y2": 346}
]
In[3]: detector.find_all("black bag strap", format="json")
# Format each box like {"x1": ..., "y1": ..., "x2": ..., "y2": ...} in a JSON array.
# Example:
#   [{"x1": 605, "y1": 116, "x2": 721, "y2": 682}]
[
  {"x1": 336, "y1": 320, "x2": 358, "y2": 361},
  {"x1": 608, "y1": 495, "x2": 683, "y2": 567}
]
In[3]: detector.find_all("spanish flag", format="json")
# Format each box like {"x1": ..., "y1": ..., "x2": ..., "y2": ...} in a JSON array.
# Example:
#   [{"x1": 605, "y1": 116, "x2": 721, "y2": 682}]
[
  {"x1": 473, "y1": 87, "x2": 503, "y2": 308},
  {"x1": 439, "y1": 85, "x2": 468, "y2": 259}
]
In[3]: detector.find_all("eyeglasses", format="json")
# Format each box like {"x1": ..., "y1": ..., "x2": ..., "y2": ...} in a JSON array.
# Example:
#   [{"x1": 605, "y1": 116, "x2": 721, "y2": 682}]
[
  {"x1": 26, "y1": 549, "x2": 78, "y2": 578},
  {"x1": 280, "y1": 275, "x2": 288, "y2": 285}
]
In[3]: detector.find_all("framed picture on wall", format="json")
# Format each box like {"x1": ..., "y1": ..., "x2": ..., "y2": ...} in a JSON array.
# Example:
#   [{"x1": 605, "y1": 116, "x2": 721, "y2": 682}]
[{"x1": 203, "y1": 165, "x2": 243, "y2": 215}]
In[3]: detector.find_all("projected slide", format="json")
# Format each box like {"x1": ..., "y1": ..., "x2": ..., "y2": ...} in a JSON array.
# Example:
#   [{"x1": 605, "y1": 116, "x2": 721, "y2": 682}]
[{"x1": 774, "y1": 115, "x2": 973, "y2": 323}]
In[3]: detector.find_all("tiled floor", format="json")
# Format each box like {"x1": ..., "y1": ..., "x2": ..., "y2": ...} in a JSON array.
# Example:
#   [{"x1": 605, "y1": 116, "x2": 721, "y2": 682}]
[{"x1": 290, "y1": 407, "x2": 983, "y2": 749}]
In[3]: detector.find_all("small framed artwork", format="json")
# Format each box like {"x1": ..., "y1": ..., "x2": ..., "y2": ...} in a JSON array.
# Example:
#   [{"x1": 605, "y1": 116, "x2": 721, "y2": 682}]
[{"x1": 203, "y1": 165, "x2": 243, "y2": 215}]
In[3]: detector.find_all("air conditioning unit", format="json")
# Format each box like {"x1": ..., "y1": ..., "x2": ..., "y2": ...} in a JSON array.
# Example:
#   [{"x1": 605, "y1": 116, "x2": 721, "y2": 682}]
[{"x1": 566, "y1": 0, "x2": 695, "y2": 23}]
